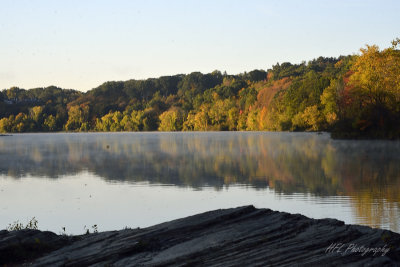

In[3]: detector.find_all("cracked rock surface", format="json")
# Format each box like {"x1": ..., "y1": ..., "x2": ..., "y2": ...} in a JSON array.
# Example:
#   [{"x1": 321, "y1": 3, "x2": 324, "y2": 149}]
[{"x1": 1, "y1": 206, "x2": 399, "y2": 266}]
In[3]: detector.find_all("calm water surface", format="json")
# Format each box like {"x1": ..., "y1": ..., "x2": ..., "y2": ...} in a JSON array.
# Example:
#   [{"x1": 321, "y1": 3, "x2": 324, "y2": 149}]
[{"x1": 0, "y1": 132, "x2": 399, "y2": 234}]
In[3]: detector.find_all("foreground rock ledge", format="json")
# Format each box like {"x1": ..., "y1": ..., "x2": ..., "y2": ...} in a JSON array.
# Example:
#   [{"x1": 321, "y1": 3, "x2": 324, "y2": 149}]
[{"x1": 1, "y1": 206, "x2": 399, "y2": 266}]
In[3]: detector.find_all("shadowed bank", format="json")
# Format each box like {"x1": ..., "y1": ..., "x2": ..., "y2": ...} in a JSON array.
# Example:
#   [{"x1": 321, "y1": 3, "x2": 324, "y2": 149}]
[{"x1": 1, "y1": 206, "x2": 399, "y2": 266}]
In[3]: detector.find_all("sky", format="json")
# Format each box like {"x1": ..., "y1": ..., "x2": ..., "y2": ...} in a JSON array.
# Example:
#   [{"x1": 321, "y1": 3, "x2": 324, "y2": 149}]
[{"x1": 1, "y1": 0, "x2": 399, "y2": 92}]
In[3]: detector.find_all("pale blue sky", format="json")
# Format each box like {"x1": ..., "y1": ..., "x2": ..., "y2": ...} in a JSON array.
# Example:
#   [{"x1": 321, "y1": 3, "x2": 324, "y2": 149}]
[{"x1": 1, "y1": 0, "x2": 399, "y2": 91}]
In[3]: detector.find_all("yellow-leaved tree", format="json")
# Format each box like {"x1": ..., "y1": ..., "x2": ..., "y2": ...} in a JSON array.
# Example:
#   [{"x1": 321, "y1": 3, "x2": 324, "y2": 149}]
[
  {"x1": 158, "y1": 107, "x2": 185, "y2": 131},
  {"x1": 337, "y1": 39, "x2": 400, "y2": 138}
]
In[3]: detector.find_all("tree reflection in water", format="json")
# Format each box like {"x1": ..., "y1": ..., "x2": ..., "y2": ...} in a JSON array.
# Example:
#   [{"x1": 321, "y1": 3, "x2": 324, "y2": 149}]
[{"x1": 0, "y1": 132, "x2": 399, "y2": 231}]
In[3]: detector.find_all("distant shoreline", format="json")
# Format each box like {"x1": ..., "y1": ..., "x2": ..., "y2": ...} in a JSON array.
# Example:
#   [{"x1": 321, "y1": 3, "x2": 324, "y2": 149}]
[
  {"x1": 2, "y1": 42, "x2": 399, "y2": 140},
  {"x1": 0, "y1": 131, "x2": 399, "y2": 140}
]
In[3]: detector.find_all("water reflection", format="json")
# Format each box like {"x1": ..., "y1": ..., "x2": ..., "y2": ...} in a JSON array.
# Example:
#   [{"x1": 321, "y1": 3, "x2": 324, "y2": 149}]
[{"x1": 0, "y1": 132, "x2": 399, "y2": 231}]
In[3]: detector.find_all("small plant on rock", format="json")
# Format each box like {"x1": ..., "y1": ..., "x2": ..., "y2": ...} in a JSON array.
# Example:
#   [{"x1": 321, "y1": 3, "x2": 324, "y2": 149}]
[{"x1": 6, "y1": 217, "x2": 38, "y2": 231}]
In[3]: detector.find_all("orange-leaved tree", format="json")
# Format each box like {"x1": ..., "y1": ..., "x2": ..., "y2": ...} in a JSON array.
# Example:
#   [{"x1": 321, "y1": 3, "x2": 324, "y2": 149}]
[{"x1": 337, "y1": 39, "x2": 400, "y2": 138}]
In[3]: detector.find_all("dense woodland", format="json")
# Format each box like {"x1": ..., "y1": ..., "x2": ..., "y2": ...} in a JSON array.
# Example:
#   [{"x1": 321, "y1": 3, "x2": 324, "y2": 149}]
[{"x1": 1, "y1": 40, "x2": 399, "y2": 138}]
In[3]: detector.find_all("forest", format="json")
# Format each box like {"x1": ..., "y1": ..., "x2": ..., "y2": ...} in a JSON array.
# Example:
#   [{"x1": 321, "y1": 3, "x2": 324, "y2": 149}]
[{"x1": 1, "y1": 39, "x2": 399, "y2": 139}]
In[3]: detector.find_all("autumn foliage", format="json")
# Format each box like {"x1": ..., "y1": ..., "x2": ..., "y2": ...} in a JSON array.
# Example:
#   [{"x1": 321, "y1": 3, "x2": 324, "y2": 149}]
[{"x1": 1, "y1": 40, "x2": 399, "y2": 139}]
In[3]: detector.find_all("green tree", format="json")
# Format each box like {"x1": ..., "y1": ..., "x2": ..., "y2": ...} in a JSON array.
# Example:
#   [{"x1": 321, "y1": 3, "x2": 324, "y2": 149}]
[
  {"x1": 335, "y1": 41, "x2": 400, "y2": 138},
  {"x1": 95, "y1": 112, "x2": 119, "y2": 131},
  {"x1": 246, "y1": 108, "x2": 259, "y2": 130},
  {"x1": 158, "y1": 107, "x2": 185, "y2": 131},
  {"x1": 65, "y1": 105, "x2": 90, "y2": 131},
  {"x1": 292, "y1": 105, "x2": 324, "y2": 131},
  {"x1": 29, "y1": 106, "x2": 44, "y2": 130},
  {"x1": 14, "y1": 113, "x2": 34, "y2": 132},
  {"x1": 0, "y1": 117, "x2": 11, "y2": 133},
  {"x1": 142, "y1": 108, "x2": 159, "y2": 131},
  {"x1": 183, "y1": 111, "x2": 196, "y2": 131},
  {"x1": 127, "y1": 110, "x2": 145, "y2": 131},
  {"x1": 5, "y1": 87, "x2": 22, "y2": 100},
  {"x1": 320, "y1": 79, "x2": 343, "y2": 127},
  {"x1": 44, "y1": 114, "x2": 57, "y2": 131}
]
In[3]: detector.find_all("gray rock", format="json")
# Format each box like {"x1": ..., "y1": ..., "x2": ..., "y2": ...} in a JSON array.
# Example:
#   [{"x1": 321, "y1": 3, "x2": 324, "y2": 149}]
[{"x1": 0, "y1": 206, "x2": 399, "y2": 266}]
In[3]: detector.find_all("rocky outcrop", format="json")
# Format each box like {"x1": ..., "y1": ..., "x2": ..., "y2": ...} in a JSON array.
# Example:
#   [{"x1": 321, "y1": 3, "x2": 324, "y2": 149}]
[{"x1": 1, "y1": 206, "x2": 399, "y2": 266}]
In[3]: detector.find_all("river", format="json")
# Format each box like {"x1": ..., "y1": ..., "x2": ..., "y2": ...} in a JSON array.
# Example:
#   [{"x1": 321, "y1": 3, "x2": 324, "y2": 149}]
[{"x1": 0, "y1": 132, "x2": 399, "y2": 234}]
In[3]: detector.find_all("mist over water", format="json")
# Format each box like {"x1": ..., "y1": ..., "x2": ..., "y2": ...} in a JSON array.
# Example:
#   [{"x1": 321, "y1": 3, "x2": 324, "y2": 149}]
[{"x1": 0, "y1": 132, "x2": 399, "y2": 234}]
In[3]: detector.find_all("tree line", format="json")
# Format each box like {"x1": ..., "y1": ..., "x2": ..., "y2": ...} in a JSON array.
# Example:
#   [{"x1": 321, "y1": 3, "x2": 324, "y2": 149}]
[{"x1": 1, "y1": 39, "x2": 399, "y2": 138}]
